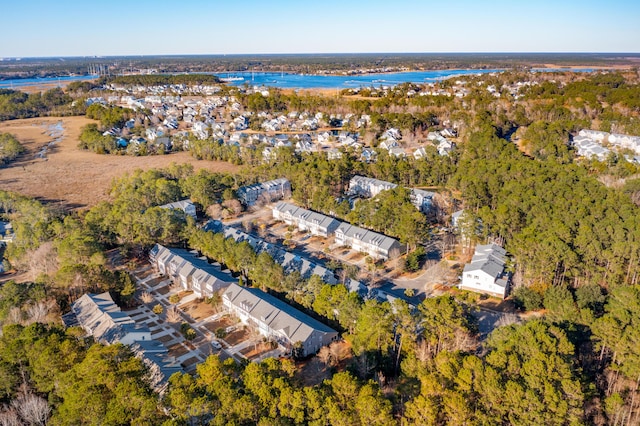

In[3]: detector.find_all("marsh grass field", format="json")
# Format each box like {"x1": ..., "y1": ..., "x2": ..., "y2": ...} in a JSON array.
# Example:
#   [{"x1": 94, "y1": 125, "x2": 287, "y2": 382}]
[{"x1": 0, "y1": 117, "x2": 241, "y2": 210}]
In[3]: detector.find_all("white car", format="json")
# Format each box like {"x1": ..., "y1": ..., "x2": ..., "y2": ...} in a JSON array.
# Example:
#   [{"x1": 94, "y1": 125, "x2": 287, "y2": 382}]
[{"x1": 211, "y1": 340, "x2": 222, "y2": 350}]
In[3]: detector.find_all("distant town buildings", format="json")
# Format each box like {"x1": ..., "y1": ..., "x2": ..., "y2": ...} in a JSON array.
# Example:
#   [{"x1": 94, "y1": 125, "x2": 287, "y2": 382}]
[
  {"x1": 460, "y1": 244, "x2": 511, "y2": 299},
  {"x1": 0, "y1": 221, "x2": 14, "y2": 243}
]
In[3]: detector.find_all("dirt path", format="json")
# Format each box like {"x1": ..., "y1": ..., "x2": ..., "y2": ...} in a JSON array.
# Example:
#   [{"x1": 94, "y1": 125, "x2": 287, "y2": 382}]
[{"x1": 0, "y1": 117, "x2": 241, "y2": 210}]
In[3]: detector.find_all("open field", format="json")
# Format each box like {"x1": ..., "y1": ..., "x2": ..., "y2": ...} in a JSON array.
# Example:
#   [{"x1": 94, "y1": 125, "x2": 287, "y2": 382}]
[{"x1": 0, "y1": 117, "x2": 241, "y2": 210}]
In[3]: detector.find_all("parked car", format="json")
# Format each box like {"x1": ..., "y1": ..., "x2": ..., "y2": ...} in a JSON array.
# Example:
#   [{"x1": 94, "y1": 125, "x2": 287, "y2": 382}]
[{"x1": 211, "y1": 340, "x2": 222, "y2": 350}]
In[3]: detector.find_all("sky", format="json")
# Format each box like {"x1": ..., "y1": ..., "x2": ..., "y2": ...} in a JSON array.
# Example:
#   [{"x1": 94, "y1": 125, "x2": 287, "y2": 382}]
[{"x1": 2, "y1": 0, "x2": 639, "y2": 57}]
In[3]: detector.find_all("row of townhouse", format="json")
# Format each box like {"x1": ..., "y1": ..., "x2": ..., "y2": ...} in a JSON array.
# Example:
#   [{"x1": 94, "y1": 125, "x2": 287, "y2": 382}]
[
  {"x1": 223, "y1": 283, "x2": 339, "y2": 357},
  {"x1": 63, "y1": 292, "x2": 181, "y2": 392},
  {"x1": 203, "y1": 220, "x2": 338, "y2": 284},
  {"x1": 149, "y1": 244, "x2": 237, "y2": 298},
  {"x1": 348, "y1": 175, "x2": 436, "y2": 214},
  {"x1": 272, "y1": 202, "x2": 403, "y2": 260},
  {"x1": 575, "y1": 129, "x2": 640, "y2": 161},
  {"x1": 237, "y1": 178, "x2": 291, "y2": 206},
  {"x1": 272, "y1": 202, "x2": 340, "y2": 237}
]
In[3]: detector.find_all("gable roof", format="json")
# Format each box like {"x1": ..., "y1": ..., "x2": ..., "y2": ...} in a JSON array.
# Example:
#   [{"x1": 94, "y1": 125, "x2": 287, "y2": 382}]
[
  {"x1": 463, "y1": 244, "x2": 509, "y2": 287},
  {"x1": 223, "y1": 283, "x2": 337, "y2": 344},
  {"x1": 69, "y1": 292, "x2": 150, "y2": 345}
]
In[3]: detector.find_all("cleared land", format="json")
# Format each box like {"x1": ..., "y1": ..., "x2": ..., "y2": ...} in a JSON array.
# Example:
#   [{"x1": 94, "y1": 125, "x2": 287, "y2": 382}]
[{"x1": 0, "y1": 117, "x2": 241, "y2": 210}]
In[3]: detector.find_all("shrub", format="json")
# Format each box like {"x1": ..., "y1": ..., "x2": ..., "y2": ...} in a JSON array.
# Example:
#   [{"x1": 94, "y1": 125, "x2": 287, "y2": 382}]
[
  {"x1": 512, "y1": 286, "x2": 543, "y2": 311},
  {"x1": 152, "y1": 304, "x2": 163, "y2": 315}
]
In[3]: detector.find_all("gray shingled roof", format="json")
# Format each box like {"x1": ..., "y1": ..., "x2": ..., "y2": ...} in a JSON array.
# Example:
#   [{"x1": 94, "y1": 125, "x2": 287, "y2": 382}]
[
  {"x1": 463, "y1": 244, "x2": 509, "y2": 288},
  {"x1": 336, "y1": 223, "x2": 399, "y2": 252},
  {"x1": 223, "y1": 283, "x2": 337, "y2": 344},
  {"x1": 204, "y1": 220, "x2": 338, "y2": 285}
]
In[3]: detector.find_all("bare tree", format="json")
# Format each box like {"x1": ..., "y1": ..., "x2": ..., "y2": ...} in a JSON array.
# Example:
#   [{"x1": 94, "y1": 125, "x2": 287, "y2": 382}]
[
  {"x1": 222, "y1": 199, "x2": 243, "y2": 217},
  {"x1": 329, "y1": 341, "x2": 351, "y2": 365},
  {"x1": 388, "y1": 248, "x2": 401, "y2": 272},
  {"x1": 26, "y1": 242, "x2": 58, "y2": 280},
  {"x1": 206, "y1": 203, "x2": 223, "y2": 220},
  {"x1": 242, "y1": 220, "x2": 254, "y2": 234},
  {"x1": 140, "y1": 292, "x2": 154, "y2": 304},
  {"x1": 317, "y1": 346, "x2": 333, "y2": 369},
  {"x1": 24, "y1": 300, "x2": 56, "y2": 325},
  {"x1": 6, "y1": 307, "x2": 22, "y2": 326},
  {"x1": 12, "y1": 393, "x2": 50, "y2": 426},
  {"x1": 166, "y1": 306, "x2": 181, "y2": 323},
  {"x1": 0, "y1": 407, "x2": 22, "y2": 426}
]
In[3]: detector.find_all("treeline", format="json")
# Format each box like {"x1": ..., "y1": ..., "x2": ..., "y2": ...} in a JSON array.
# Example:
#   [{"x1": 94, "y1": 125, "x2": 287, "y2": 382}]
[
  {"x1": 0, "y1": 323, "x2": 165, "y2": 424},
  {"x1": 107, "y1": 73, "x2": 221, "y2": 86},
  {"x1": 85, "y1": 103, "x2": 133, "y2": 129},
  {"x1": 2, "y1": 292, "x2": 606, "y2": 425},
  {"x1": 242, "y1": 90, "x2": 339, "y2": 114},
  {"x1": 454, "y1": 124, "x2": 640, "y2": 288},
  {"x1": 0, "y1": 133, "x2": 26, "y2": 164},
  {"x1": 0, "y1": 88, "x2": 77, "y2": 121},
  {"x1": 77, "y1": 123, "x2": 117, "y2": 154}
]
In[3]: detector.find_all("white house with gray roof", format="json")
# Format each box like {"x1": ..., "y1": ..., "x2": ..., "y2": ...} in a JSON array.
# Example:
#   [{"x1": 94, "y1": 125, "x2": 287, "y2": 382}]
[
  {"x1": 460, "y1": 244, "x2": 511, "y2": 298},
  {"x1": 222, "y1": 283, "x2": 338, "y2": 357},
  {"x1": 159, "y1": 199, "x2": 197, "y2": 219},
  {"x1": 66, "y1": 292, "x2": 151, "y2": 345}
]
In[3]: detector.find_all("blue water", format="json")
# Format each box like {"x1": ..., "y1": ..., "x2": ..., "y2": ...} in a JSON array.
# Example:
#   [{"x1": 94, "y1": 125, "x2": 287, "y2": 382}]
[
  {"x1": 0, "y1": 67, "x2": 598, "y2": 91},
  {"x1": 0, "y1": 75, "x2": 98, "y2": 89},
  {"x1": 216, "y1": 69, "x2": 504, "y2": 89}
]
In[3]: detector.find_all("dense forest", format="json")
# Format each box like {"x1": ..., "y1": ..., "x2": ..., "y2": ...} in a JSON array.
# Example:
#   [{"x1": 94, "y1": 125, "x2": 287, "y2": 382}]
[
  {"x1": 0, "y1": 88, "x2": 79, "y2": 121},
  {"x1": 2, "y1": 69, "x2": 640, "y2": 424}
]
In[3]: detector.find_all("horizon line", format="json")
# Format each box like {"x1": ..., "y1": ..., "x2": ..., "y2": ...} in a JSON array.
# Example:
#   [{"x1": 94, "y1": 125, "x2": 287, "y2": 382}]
[{"x1": 2, "y1": 52, "x2": 640, "y2": 60}]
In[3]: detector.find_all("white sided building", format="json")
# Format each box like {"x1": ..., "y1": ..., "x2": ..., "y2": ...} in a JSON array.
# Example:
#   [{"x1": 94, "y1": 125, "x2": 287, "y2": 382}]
[{"x1": 460, "y1": 244, "x2": 511, "y2": 299}]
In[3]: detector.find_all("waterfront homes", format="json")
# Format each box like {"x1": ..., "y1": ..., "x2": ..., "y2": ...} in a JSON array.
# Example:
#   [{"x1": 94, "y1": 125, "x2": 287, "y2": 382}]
[
  {"x1": 334, "y1": 223, "x2": 403, "y2": 260},
  {"x1": 149, "y1": 244, "x2": 236, "y2": 298},
  {"x1": 272, "y1": 202, "x2": 340, "y2": 237},
  {"x1": 237, "y1": 178, "x2": 291, "y2": 206},
  {"x1": 159, "y1": 199, "x2": 197, "y2": 219},
  {"x1": 63, "y1": 292, "x2": 181, "y2": 391},
  {"x1": 222, "y1": 283, "x2": 339, "y2": 357},
  {"x1": 460, "y1": 244, "x2": 511, "y2": 299}
]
